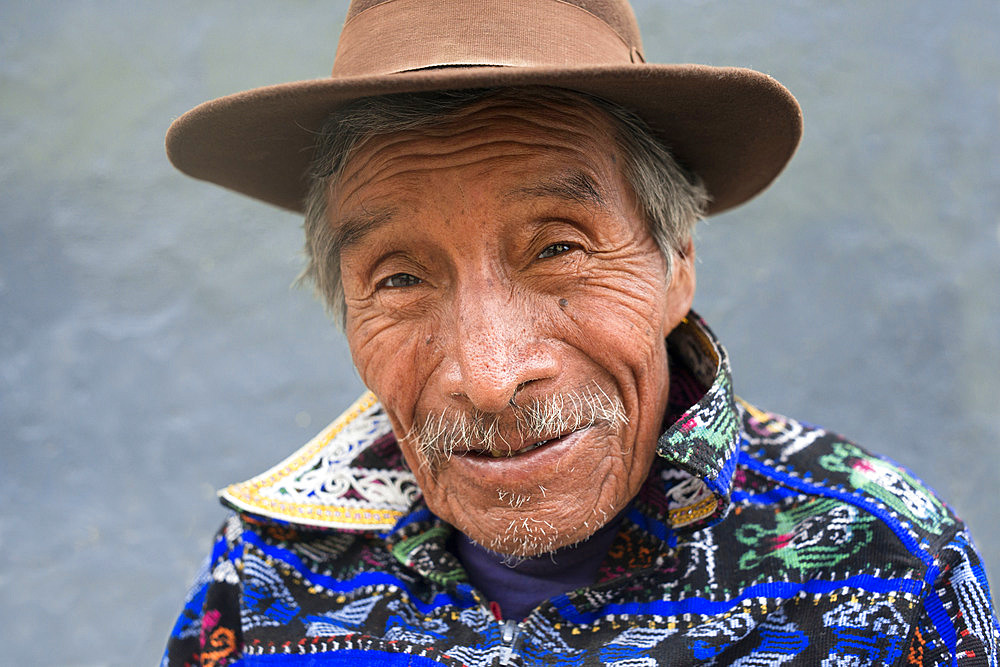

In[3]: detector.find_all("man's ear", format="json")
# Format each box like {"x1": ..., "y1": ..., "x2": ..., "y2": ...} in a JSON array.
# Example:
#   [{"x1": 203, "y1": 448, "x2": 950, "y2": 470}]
[{"x1": 662, "y1": 238, "x2": 696, "y2": 333}]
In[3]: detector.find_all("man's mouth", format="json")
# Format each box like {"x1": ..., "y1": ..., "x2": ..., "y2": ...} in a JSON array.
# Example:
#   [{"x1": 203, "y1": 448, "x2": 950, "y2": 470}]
[{"x1": 470, "y1": 432, "x2": 573, "y2": 459}]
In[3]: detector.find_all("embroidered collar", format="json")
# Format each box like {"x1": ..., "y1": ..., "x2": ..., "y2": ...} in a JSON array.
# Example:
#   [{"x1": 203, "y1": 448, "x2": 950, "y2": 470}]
[
  {"x1": 655, "y1": 313, "x2": 740, "y2": 530},
  {"x1": 219, "y1": 312, "x2": 741, "y2": 536}
]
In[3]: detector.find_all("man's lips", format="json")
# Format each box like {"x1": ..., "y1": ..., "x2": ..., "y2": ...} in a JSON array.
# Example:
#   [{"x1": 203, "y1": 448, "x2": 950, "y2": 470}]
[{"x1": 460, "y1": 430, "x2": 577, "y2": 459}]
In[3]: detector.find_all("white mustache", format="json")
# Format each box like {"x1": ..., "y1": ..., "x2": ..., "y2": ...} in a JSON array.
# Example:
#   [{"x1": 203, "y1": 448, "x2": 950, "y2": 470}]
[{"x1": 406, "y1": 384, "x2": 628, "y2": 469}]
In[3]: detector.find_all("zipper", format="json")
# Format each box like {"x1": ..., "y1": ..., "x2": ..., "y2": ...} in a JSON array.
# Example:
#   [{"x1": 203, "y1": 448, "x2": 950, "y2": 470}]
[
  {"x1": 498, "y1": 618, "x2": 522, "y2": 665},
  {"x1": 461, "y1": 586, "x2": 524, "y2": 666}
]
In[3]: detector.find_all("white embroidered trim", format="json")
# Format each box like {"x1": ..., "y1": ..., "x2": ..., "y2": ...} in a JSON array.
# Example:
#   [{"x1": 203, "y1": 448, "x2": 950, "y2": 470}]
[
  {"x1": 219, "y1": 392, "x2": 421, "y2": 531},
  {"x1": 663, "y1": 469, "x2": 717, "y2": 528}
]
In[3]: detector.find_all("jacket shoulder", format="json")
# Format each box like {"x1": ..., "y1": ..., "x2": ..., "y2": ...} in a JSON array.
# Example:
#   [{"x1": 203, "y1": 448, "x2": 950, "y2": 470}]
[
  {"x1": 737, "y1": 400, "x2": 960, "y2": 550},
  {"x1": 164, "y1": 516, "x2": 245, "y2": 666}
]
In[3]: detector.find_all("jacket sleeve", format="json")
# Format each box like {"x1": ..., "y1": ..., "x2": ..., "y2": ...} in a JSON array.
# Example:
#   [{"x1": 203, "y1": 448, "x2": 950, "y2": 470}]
[
  {"x1": 162, "y1": 516, "x2": 245, "y2": 667},
  {"x1": 905, "y1": 528, "x2": 999, "y2": 666}
]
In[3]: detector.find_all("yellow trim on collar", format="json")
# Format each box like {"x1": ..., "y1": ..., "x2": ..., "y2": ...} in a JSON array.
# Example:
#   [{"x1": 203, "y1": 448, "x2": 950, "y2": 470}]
[{"x1": 218, "y1": 391, "x2": 417, "y2": 531}]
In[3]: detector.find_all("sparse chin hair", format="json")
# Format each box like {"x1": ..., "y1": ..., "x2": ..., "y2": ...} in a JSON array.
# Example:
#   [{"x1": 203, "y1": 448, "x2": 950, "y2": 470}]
[
  {"x1": 487, "y1": 520, "x2": 558, "y2": 564},
  {"x1": 479, "y1": 504, "x2": 614, "y2": 564}
]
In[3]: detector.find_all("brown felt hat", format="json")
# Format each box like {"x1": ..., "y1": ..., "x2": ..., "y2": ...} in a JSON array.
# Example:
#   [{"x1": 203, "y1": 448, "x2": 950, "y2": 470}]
[{"x1": 166, "y1": 0, "x2": 802, "y2": 216}]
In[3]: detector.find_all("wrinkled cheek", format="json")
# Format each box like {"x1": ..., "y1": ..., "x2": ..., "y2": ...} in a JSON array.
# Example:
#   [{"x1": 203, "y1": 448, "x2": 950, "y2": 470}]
[
  {"x1": 347, "y1": 326, "x2": 410, "y2": 411},
  {"x1": 348, "y1": 325, "x2": 447, "y2": 457},
  {"x1": 345, "y1": 330, "x2": 382, "y2": 390}
]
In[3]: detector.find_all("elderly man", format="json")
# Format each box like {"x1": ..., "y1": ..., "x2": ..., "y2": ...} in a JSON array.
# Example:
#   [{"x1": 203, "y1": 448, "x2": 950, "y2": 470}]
[{"x1": 164, "y1": 1, "x2": 997, "y2": 665}]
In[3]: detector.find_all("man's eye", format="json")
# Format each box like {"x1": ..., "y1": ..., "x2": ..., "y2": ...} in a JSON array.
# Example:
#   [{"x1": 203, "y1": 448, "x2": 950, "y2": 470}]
[
  {"x1": 380, "y1": 273, "x2": 421, "y2": 288},
  {"x1": 538, "y1": 243, "x2": 572, "y2": 259}
]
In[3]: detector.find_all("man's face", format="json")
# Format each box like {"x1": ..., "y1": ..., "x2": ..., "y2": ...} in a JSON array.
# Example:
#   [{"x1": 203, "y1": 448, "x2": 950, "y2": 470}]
[{"x1": 333, "y1": 95, "x2": 695, "y2": 556}]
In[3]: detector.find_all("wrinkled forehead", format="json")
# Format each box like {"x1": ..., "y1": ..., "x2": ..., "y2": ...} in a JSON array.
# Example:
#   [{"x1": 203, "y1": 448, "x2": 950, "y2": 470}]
[{"x1": 332, "y1": 92, "x2": 628, "y2": 212}]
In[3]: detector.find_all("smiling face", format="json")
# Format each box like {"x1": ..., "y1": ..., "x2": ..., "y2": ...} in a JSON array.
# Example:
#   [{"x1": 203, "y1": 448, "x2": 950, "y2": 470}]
[{"x1": 332, "y1": 94, "x2": 695, "y2": 556}]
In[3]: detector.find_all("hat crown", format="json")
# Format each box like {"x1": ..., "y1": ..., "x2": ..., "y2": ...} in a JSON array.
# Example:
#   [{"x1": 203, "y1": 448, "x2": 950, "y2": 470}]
[
  {"x1": 333, "y1": 0, "x2": 645, "y2": 78},
  {"x1": 166, "y1": 0, "x2": 801, "y2": 217},
  {"x1": 344, "y1": 0, "x2": 643, "y2": 48}
]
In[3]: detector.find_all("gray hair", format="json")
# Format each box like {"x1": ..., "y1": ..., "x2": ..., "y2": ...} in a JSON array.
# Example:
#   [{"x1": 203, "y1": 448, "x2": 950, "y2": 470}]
[
  {"x1": 300, "y1": 87, "x2": 709, "y2": 325},
  {"x1": 407, "y1": 382, "x2": 628, "y2": 473}
]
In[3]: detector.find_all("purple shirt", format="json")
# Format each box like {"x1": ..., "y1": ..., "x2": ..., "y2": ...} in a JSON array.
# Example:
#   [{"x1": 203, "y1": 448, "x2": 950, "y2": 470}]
[{"x1": 453, "y1": 510, "x2": 626, "y2": 621}]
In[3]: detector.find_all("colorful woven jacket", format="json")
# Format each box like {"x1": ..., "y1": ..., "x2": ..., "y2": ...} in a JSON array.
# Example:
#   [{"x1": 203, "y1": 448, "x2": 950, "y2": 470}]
[{"x1": 164, "y1": 315, "x2": 998, "y2": 666}]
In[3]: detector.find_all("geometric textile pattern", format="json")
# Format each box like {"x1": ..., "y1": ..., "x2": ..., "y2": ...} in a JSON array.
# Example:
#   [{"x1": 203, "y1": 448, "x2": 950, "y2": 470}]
[{"x1": 165, "y1": 316, "x2": 998, "y2": 666}]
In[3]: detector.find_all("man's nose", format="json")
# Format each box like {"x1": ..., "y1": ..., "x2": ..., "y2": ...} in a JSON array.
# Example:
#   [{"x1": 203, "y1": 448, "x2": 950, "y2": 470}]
[{"x1": 442, "y1": 288, "x2": 559, "y2": 414}]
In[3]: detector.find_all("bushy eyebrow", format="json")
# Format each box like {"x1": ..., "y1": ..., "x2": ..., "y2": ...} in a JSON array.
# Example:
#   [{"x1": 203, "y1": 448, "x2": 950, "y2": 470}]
[
  {"x1": 332, "y1": 207, "x2": 396, "y2": 255},
  {"x1": 332, "y1": 171, "x2": 605, "y2": 254},
  {"x1": 506, "y1": 171, "x2": 608, "y2": 209}
]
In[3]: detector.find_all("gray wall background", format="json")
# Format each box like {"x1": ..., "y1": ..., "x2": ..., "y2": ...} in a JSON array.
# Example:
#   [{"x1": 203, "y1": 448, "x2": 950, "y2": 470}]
[{"x1": 1, "y1": 1, "x2": 997, "y2": 664}]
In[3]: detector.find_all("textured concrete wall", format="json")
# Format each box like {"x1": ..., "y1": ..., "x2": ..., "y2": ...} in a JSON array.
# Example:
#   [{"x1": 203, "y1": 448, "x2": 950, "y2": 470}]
[{"x1": 1, "y1": 1, "x2": 997, "y2": 664}]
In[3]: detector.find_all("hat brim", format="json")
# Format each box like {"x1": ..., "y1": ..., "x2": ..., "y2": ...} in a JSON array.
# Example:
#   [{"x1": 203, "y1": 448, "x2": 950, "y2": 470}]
[{"x1": 166, "y1": 63, "x2": 802, "y2": 216}]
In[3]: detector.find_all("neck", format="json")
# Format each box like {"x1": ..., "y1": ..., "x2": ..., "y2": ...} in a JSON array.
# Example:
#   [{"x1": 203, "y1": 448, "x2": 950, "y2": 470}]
[{"x1": 453, "y1": 509, "x2": 626, "y2": 621}]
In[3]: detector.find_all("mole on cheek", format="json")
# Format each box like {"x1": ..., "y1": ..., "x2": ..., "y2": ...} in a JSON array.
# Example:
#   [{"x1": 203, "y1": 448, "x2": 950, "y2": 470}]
[
  {"x1": 558, "y1": 298, "x2": 569, "y2": 308},
  {"x1": 425, "y1": 335, "x2": 433, "y2": 345}
]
